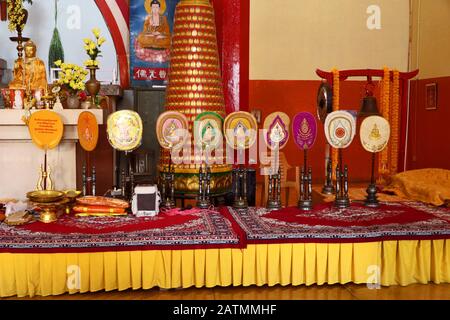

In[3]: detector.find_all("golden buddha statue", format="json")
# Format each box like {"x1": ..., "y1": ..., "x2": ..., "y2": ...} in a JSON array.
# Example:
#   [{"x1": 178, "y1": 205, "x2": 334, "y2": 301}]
[
  {"x1": 9, "y1": 40, "x2": 48, "y2": 92},
  {"x1": 137, "y1": 0, "x2": 171, "y2": 50}
]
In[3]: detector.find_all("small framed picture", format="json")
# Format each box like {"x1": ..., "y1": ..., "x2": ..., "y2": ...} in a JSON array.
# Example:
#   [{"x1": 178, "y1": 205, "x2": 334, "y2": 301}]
[
  {"x1": 1, "y1": 88, "x2": 11, "y2": 108},
  {"x1": 50, "y1": 67, "x2": 62, "y2": 84},
  {"x1": 10, "y1": 89, "x2": 25, "y2": 109},
  {"x1": 250, "y1": 109, "x2": 262, "y2": 124},
  {"x1": 425, "y1": 83, "x2": 438, "y2": 110}
]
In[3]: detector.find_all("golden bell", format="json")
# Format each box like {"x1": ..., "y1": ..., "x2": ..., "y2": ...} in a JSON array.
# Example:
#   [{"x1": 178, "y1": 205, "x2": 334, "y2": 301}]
[{"x1": 359, "y1": 92, "x2": 380, "y2": 118}]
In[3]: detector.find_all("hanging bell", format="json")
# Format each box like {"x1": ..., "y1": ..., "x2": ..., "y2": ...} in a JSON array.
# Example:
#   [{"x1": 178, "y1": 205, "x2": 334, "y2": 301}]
[{"x1": 359, "y1": 90, "x2": 380, "y2": 117}]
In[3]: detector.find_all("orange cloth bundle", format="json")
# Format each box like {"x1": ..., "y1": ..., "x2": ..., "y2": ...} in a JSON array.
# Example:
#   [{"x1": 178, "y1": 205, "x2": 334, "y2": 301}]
[
  {"x1": 76, "y1": 196, "x2": 129, "y2": 209},
  {"x1": 384, "y1": 168, "x2": 450, "y2": 206},
  {"x1": 72, "y1": 206, "x2": 127, "y2": 214}
]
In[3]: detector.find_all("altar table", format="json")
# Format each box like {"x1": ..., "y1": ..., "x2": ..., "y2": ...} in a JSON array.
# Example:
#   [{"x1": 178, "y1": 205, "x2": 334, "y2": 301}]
[{"x1": 1, "y1": 203, "x2": 450, "y2": 297}]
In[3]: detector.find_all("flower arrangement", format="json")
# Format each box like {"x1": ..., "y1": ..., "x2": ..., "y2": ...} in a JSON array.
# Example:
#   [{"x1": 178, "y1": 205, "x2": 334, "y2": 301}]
[
  {"x1": 7, "y1": 0, "x2": 33, "y2": 32},
  {"x1": 54, "y1": 60, "x2": 88, "y2": 93},
  {"x1": 79, "y1": 91, "x2": 88, "y2": 102},
  {"x1": 83, "y1": 28, "x2": 106, "y2": 68},
  {"x1": 331, "y1": 68, "x2": 340, "y2": 181}
]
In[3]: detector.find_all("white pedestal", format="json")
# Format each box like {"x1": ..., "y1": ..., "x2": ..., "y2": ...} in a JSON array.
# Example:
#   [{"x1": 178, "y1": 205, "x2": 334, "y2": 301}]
[{"x1": 0, "y1": 109, "x2": 104, "y2": 200}]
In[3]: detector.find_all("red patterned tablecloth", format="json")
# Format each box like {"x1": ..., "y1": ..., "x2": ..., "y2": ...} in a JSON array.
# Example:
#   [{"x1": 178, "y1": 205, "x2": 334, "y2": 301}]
[
  {"x1": 222, "y1": 202, "x2": 450, "y2": 244},
  {"x1": 0, "y1": 210, "x2": 245, "y2": 253}
]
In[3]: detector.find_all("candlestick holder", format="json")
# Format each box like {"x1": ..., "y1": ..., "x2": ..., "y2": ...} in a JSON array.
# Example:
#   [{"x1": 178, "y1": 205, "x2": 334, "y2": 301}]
[
  {"x1": 365, "y1": 152, "x2": 380, "y2": 207},
  {"x1": 82, "y1": 165, "x2": 97, "y2": 196},
  {"x1": 334, "y1": 165, "x2": 350, "y2": 209},
  {"x1": 266, "y1": 167, "x2": 282, "y2": 210},
  {"x1": 197, "y1": 165, "x2": 212, "y2": 209},
  {"x1": 322, "y1": 158, "x2": 335, "y2": 194},
  {"x1": 298, "y1": 167, "x2": 313, "y2": 210},
  {"x1": 160, "y1": 164, "x2": 175, "y2": 210},
  {"x1": 233, "y1": 166, "x2": 248, "y2": 209}
]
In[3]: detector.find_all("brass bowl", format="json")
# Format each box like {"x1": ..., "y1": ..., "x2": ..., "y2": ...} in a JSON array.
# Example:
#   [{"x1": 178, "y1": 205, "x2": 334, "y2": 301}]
[
  {"x1": 63, "y1": 190, "x2": 82, "y2": 200},
  {"x1": 26, "y1": 190, "x2": 65, "y2": 203}
]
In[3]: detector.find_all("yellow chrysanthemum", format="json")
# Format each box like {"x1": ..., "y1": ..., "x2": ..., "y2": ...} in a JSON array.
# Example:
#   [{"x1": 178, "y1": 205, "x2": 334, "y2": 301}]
[{"x1": 92, "y1": 28, "x2": 101, "y2": 38}]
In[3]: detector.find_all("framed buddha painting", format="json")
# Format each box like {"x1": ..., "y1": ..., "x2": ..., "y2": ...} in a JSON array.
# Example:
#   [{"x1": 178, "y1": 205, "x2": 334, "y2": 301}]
[{"x1": 130, "y1": 0, "x2": 181, "y2": 88}]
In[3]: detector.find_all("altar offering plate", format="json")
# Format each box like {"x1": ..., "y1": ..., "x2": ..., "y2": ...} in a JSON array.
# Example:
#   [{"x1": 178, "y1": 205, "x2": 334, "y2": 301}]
[
  {"x1": 32, "y1": 198, "x2": 70, "y2": 224},
  {"x1": 63, "y1": 190, "x2": 82, "y2": 214},
  {"x1": 27, "y1": 190, "x2": 65, "y2": 203}
]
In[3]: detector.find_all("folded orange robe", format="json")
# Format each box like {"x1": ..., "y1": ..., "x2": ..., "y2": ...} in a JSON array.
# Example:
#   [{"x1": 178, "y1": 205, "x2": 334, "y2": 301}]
[
  {"x1": 72, "y1": 206, "x2": 126, "y2": 214},
  {"x1": 76, "y1": 196, "x2": 129, "y2": 209}
]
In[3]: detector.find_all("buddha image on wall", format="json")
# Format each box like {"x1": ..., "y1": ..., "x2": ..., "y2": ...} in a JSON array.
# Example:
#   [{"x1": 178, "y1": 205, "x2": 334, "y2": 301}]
[{"x1": 135, "y1": 0, "x2": 171, "y2": 63}]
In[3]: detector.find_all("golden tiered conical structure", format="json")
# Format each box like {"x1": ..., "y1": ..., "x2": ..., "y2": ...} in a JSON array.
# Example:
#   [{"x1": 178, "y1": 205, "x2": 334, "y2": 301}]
[{"x1": 160, "y1": 0, "x2": 232, "y2": 194}]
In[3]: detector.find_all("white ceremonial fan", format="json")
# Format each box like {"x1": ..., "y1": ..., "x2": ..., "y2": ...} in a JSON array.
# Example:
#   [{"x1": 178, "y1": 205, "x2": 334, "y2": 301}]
[
  {"x1": 360, "y1": 116, "x2": 391, "y2": 153},
  {"x1": 324, "y1": 111, "x2": 357, "y2": 149}
]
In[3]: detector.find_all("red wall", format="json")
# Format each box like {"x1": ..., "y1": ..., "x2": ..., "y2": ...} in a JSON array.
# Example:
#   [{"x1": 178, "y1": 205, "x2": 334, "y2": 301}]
[
  {"x1": 407, "y1": 76, "x2": 450, "y2": 170},
  {"x1": 249, "y1": 80, "x2": 378, "y2": 183}
]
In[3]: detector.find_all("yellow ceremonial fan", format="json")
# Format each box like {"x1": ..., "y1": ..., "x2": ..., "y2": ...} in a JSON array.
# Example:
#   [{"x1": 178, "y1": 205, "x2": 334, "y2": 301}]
[
  {"x1": 28, "y1": 110, "x2": 64, "y2": 150},
  {"x1": 107, "y1": 110, "x2": 143, "y2": 152},
  {"x1": 77, "y1": 111, "x2": 99, "y2": 152},
  {"x1": 224, "y1": 111, "x2": 258, "y2": 150}
]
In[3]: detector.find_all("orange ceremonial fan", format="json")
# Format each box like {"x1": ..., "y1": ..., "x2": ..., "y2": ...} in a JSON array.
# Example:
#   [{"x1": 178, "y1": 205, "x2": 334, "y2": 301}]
[
  {"x1": 27, "y1": 110, "x2": 64, "y2": 150},
  {"x1": 77, "y1": 111, "x2": 99, "y2": 152}
]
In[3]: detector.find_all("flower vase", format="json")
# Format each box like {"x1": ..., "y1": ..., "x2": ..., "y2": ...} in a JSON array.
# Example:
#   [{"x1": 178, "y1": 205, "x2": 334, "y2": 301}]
[
  {"x1": 86, "y1": 66, "x2": 101, "y2": 108},
  {"x1": 66, "y1": 93, "x2": 80, "y2": 109}
]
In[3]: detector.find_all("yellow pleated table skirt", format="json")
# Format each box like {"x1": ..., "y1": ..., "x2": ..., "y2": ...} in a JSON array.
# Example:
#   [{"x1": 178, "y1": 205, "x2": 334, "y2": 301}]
[{"x1": 1, "y1": 240, "x2": 450, "y2": 297}]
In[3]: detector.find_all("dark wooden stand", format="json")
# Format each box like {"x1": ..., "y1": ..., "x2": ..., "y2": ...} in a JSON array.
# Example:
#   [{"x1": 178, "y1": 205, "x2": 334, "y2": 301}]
[
  {"x1": 298, "y1": 149, "x2": 313, "y2": 211},
  {"x1": 365, "y1": 152, "x2": 379, "y2": 207},
  {"x1": 334, "y1": 149, "x2": 350, "y2": 209},
  {"x1": 197, "y1": 164, "x2": 212, "y2": 209},
  {"x1": 233, "y1": 166, "x2": 248, "y2": 209}
]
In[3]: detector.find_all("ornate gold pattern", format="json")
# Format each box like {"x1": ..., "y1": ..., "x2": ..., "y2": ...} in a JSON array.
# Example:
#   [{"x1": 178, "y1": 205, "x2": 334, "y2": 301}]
[{"x1": 160, "y1": 0, "x2": 231, "y2": 193}]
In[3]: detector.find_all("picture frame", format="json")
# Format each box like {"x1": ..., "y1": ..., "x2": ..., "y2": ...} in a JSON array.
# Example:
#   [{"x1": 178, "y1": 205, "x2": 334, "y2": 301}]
[
  {"x1": 50, "y1": 67, "x2": 61, "y2": 84},
  {"x1": 425, "y1": 83, "x2": 438, "y2": 111}
]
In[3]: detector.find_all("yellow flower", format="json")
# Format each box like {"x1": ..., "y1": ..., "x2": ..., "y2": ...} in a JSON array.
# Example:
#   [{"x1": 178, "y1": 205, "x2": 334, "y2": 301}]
[
  {"x1": 92, "y1": 28, "x2": 101, "y2": 38},
  {"x1": 89, "y1": 43, "x2": 96, "y2": 50},
  {"x1": 54, "y1": 60, "x2": 62, "y2": 67},
  {"x1": 98, "y1": 37, "x2": 106, "y2": 46},
  {"x1": 83, "y1": 38, "x2": 91, "y2": 45}
]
